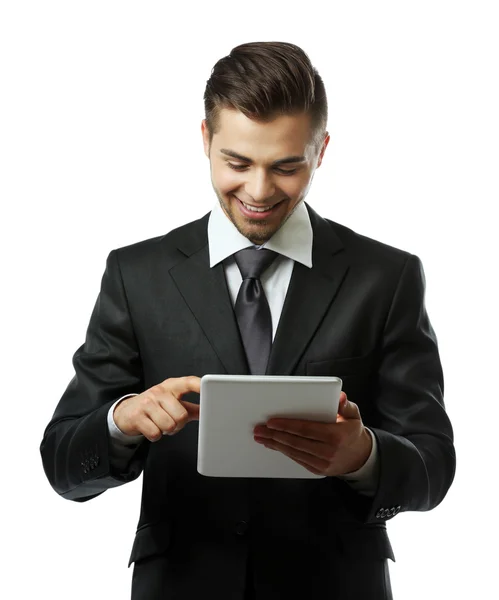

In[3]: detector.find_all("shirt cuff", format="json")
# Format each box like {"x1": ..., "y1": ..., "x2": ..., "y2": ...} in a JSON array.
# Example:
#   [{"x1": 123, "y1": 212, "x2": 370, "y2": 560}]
[
  {"x1": 107, "y1": 394, "x2": 145, "y2": 445},
  {"x1": 335, "y1": 428, "x2": 379, "y2": 495}
]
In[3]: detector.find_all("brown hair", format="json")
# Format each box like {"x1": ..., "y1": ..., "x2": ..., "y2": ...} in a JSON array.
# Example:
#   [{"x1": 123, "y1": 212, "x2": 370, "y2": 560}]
[{"x1": 203, "y1": 41, "x2": 328, "y2": 154}]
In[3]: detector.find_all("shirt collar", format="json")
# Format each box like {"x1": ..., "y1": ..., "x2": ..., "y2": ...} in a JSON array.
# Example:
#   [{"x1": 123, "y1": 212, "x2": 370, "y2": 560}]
[{"x1": 207, "y1": 200, "x2": 313, "y2": 268}]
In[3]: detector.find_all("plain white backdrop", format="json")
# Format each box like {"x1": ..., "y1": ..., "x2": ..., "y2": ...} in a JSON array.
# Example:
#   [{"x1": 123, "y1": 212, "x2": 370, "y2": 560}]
[{"x1": 1, "y1": 1, "x2": 497, "y2": 598}]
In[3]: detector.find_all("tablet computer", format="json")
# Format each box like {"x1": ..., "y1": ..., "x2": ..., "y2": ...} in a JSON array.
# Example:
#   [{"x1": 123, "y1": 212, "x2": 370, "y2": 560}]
[{"x1": 197, "y1": 374, "x2": 342, "y2": 479}]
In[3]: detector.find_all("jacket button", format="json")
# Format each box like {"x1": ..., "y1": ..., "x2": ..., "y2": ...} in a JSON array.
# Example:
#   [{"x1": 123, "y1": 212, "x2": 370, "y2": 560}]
[{"x1": 235, "y1": 521, "x2": 248, "y2": 536}]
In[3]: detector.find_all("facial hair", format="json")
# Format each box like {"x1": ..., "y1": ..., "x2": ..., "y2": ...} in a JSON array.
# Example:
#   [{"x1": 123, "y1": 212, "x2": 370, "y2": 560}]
[{"x1": 213, "y1": 186, "x2": 305, "y2": 245}]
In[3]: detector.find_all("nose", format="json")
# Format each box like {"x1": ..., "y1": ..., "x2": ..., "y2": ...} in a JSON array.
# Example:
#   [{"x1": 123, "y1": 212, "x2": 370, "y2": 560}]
[{"x1": 243, "y1": 169, "x2": 276, "y2": 203}]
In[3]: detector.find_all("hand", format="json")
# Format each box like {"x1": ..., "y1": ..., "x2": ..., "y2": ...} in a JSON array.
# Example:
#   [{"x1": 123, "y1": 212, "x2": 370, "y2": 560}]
[
  {"x1": 253, "y1": 392, "x2": 372, "y2": 476},
  {"x1": 113, "y1": 376, "x2": 201, "y2": 442}
]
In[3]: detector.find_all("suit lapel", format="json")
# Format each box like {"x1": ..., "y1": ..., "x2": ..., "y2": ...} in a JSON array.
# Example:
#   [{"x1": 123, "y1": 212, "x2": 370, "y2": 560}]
[
  {"x1": 169, "y1": 212, "x2": 249, "y2": 375},
  {"x1": 168, "y1": 203, "x2": 349, "y2": 376},
  {"x1": 266, "y1": 204, "x2": 349, "y2": 374}
]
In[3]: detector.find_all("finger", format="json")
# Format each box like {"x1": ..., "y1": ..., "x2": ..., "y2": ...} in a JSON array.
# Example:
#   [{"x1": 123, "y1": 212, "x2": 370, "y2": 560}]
[
  {"x1": 123, "y1": 393, "x2": 171, "y2": 440},
  {"x1": 181, "y1": 400, "x2": 200, "y2": 422},
  {"x1": 139, "y1": 390, "x2": 190, "y2": 435},
  {"x1": 260, "y1": 429, "x2": 334, "y2": 461},
  {"x1": 263, "y1": 438, "x2": 330, "y2": 472},
  {"x1": 163, "y1": 403, "x2": 199, "y2": 434},
  {"x1": 172, "y1": 378, "x2": 201, "y2": 420},
  {"x1": 156, "y1": 376, "x2": 201, "y2": 428},
  {"x1": 266, "y1": 418, "x2": 333, "y2": 442},
  {"x1": 157, "y1": 399, "x2": 200, "y2": 430},
  {"x1": 135, "y1": 412, "x2": 169, "y2": 442},
  {"x1": 335, "y1": 393, "x2": 348, "y2": 422},
  {"x1": 168, "y1": 375, "x2": 201, "y2": 397},
  {"x1": 143, "y1": 401, "x2": 179, "y2": 436},
  {"x1": 337, "y1": 398, "x2": 360, "y2": 422}
]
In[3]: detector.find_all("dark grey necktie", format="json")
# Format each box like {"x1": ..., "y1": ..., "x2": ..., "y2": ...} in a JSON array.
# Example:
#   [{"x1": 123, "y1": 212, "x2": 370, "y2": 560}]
[{"x1": 234, "y1": 247, "x2": 278, "y2": 375}]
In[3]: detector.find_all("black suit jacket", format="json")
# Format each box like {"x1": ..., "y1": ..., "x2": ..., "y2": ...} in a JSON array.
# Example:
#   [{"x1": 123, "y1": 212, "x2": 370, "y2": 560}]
[{"x1": 40, "y1": 203, "x2": 456, "y2": 599}]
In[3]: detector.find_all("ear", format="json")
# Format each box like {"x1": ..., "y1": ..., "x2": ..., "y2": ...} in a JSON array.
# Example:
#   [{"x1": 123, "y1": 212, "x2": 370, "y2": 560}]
[
  {"x1": 316, "y1": 132, "x2": 330, "y2": 168},
  {"x1": 201, "y1": 119, "x2": 210, "y2": 158}
]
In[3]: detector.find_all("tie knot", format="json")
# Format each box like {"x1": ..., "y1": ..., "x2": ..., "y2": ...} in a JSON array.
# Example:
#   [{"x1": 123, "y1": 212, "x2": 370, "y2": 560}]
[{"x1": 234, "y1": 247, "x2": 278, "y2": 280}]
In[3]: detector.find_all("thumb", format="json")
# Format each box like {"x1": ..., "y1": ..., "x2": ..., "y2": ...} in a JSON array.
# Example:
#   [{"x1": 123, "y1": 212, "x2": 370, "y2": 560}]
[
  {"x1": 336, "y1": 393, "x2": 359, "y2": 422},
  {"x1": 181, "y1": 400, "x2": 200, "y2": 422}
]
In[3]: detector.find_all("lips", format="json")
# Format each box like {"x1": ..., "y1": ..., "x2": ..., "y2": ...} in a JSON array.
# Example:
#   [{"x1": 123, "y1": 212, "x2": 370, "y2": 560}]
[
  {"x1": 234, "y1": 196, "x2": 284, "y2": 218},
  {"x1": 238, "y1": 196, "x2": 278, "y2": 208}
]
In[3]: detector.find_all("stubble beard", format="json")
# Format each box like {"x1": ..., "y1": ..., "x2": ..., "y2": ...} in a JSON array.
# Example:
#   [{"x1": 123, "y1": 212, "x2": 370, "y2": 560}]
[
  {"x1": 217, "y1": 194, "x2": 275, "y2": 245},
  {"x1": 217, "y1": 193, "x2": 302, "y2": 245}
]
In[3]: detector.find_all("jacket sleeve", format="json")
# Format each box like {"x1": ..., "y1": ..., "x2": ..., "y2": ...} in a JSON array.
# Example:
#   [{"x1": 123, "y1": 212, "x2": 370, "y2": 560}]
[
  {"x1": 39, "y1": 249, "x2": 149, "y2": 502},
  {"x1": 346, "y1": 253, "x2": 456, "y2": 524}
]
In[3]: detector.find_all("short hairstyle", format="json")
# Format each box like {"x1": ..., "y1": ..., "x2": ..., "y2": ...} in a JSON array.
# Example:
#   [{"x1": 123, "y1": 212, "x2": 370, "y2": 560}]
[{"x1": 203, "y1": 41, "x2": 328, "y2": 154}]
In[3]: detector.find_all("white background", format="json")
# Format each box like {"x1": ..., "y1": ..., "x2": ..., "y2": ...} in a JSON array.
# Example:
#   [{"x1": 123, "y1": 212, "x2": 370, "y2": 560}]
[{"x1": 1, "y1": 1, "x2": 497, "y2": 598}]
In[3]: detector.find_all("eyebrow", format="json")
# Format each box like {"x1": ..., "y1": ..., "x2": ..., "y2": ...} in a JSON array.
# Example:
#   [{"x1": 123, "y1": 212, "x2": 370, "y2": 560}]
[{"x1": 219, "y1": 148, "x2": 307, "y2": 166}]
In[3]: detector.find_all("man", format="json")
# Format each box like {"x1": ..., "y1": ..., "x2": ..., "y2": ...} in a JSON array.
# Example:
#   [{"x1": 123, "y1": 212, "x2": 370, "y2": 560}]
[{"x1": 40, "y1": 41, "x2": 456, "y2": 599}]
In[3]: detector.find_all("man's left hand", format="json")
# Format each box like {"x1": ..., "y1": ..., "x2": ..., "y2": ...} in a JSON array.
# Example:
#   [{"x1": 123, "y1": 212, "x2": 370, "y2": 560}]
[{"x1": 253, "y1": 392, "x2": 372, "y2": 476}]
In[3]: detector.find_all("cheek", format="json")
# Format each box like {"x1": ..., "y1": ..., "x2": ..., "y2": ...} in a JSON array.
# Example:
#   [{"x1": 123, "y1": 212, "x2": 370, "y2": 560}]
[
  {"x1": 214, "y1": 169, "x2": 239, "y2": 194},
  {"x1": 279, "y1": 168, "x2": 311, "y2": 195},
  {"x1": 284, "y1": 175, "x2": 308, "y2": 198}
]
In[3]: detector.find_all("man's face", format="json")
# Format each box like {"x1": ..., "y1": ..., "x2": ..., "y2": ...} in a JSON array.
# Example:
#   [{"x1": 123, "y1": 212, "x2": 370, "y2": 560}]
[{"x1": 202, "y1": 108, "x2": 329, "y2": 245}]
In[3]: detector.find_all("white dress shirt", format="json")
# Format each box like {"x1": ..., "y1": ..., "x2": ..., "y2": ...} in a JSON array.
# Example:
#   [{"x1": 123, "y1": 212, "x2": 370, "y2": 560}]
[{"x1": 107, "y1": 200, "x2": 380, "y2": 496}]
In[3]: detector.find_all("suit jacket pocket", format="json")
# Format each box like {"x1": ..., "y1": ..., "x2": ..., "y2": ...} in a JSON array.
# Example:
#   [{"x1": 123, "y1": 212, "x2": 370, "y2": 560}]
[
  {"x1": 128, "y1": 522, "x2": 171, "y2": 568},
  {"x1": 305, "y1": 353, "x2": 375, "y2": 377},
  {"x1": 336, "y1": 526, "x2": 395, "y2": 562}
]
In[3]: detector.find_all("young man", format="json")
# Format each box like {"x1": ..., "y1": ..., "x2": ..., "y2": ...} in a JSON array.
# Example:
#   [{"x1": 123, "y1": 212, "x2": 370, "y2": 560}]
[{"x1": 40, "y1": 41, "x2": 456, "y2": 600}]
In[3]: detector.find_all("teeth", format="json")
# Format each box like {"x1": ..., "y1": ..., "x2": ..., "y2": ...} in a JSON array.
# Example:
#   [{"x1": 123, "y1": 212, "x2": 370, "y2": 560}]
[{"x1": 242, "y1": 202, "x2": 273, "y2": 212}]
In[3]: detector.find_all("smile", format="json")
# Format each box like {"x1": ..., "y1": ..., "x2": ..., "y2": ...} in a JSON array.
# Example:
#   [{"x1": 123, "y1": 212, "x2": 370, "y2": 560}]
[{"x1": 234, "y1": 196, "x2": 284, "y2": 218}]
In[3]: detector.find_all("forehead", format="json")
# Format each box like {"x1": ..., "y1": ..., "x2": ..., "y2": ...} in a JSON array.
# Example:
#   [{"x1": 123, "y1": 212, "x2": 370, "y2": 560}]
[{"x1": 214, "y1": 108, "x2": 314, "y2": 158}]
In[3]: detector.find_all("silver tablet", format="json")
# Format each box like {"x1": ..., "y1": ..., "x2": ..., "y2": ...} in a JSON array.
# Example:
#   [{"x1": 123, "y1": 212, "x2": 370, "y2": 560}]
[{"x1": 197, "y1": 374, "x2": 342, "y2": 479}]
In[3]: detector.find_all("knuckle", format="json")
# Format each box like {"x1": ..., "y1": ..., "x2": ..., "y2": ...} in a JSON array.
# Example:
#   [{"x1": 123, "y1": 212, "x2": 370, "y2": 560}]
[
  {"x1": 162, "y1": 420, "x2": 177, "y2": 434},
  {"x1": 177, "y1": 409, "x2": 189, "y2": 423},
  {"x1": 147, "y1": 427, "x2": 162, "y2": 442},
  {"x1": 148, "y1": 385, "x2": 164, "y2": 398},
  {"x1": 139, "y1": 391, "x2": 158, "y2": 408},
  {"x1": 185, "y1": 375, "x2": 196, "y2": 386},
  {"x1": 138, "y1": 395, "x2": 152, "y2": 409}
]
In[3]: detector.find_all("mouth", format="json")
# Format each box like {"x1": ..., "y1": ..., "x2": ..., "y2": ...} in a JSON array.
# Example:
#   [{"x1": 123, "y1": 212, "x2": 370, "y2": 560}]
[{"x1": 234, "y1": 196, "x2": 285, "y2": 219}]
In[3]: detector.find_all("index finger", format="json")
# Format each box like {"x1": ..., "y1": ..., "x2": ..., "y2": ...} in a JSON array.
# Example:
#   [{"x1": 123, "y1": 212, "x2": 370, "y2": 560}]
[{"x1": 168, "y1": 375, "x2": 201, "y2": 398}]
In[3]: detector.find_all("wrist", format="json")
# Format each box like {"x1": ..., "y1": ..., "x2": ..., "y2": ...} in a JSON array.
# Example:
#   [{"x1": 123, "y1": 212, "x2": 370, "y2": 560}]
[
  {"x1": 113, "y1": 397, "x2": 132, "y2": 433},
  {"x1": 345, "y1": 428, "x2": 373, "y2": 474}
]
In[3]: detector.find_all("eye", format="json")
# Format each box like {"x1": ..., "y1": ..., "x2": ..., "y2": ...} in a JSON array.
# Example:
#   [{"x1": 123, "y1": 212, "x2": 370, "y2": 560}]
[{"x1": 227, "y1": 163, "x2": 297, "y2": 175}]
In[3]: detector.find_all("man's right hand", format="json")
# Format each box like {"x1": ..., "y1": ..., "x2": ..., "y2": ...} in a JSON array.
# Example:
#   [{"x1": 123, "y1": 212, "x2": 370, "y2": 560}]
[{"x1": 113, "y1": 376, "x2": 201, "y2": 442}]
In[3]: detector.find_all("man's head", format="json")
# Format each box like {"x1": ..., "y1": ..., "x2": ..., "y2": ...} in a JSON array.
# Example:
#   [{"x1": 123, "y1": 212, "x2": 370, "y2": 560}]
[{"x1": 202, "y1": 41, "x2": 330, "y2": 245}]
